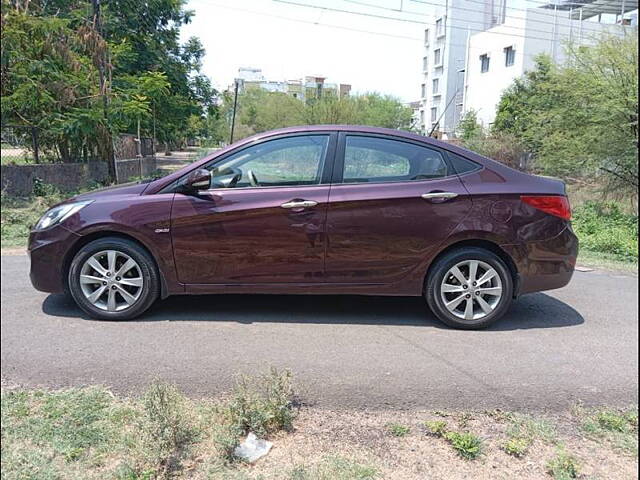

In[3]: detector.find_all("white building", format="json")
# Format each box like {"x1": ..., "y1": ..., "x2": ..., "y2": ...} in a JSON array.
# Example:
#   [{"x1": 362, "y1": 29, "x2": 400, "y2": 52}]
[
  {"x1": 419, "y1": 0, "x2": 516, "y2": 137},
  {"x1": 463, "y1": 2, "x2": 637, "y2": 128}
]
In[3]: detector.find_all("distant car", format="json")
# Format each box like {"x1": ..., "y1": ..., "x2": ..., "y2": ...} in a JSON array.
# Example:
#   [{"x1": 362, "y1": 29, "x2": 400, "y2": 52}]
[{"x1": 28, "y1": 126, "x2": 578, "y2": 329}]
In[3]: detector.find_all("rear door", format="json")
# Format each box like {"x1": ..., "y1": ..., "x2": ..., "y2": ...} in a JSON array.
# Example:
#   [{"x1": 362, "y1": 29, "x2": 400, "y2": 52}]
[{"x1": 325, "y1": 133, "x2": 472, "y2": 285}]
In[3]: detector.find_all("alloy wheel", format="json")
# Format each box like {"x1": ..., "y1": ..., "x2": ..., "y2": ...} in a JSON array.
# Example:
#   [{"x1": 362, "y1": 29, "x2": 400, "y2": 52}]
[
  {"x1": 440, "y1": 259, "x2": 503, "y2": 321},
  {"x1": 79, "y1": 250, "x2": 144, "y2": 312}
]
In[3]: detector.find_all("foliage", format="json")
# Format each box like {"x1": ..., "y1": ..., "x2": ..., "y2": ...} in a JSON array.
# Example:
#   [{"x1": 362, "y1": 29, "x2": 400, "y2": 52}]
[
  {"x1": 386, "y1": 423, "x2": 410, "y2": 437},
  {"x1": 424, "y1": 420, "x2": 448, "y2": 437},
  {"x1": 572, "y1": 201, "x2": 638, "y2": 260},
  {"x1": 579, "y1": 406, "x2": 638, "y2": 455},
  {"x1": 443, "y1": 431, "x2": 483, "y2": 460},
  {"x1": 501, "y1": 436, "x2": 531, "y2": 457},
  {"x1": 289, "y1": 456, "x2": 378, "y2": 480},
  {"x1": 1, "y1": 0, "x2": 218, "y2": 167},
  {"x1": 222, "y1": 367, "x2": 296, "y2": 438},
  {"x1": 217, "y1": 89, "x2": 415, "y2": 141},
  {"x1": 493, "y1": 35, "x2": 638, "y2": 198},
  {"x1": 140, "y1": 381, "x2": 194, "y2": 476},
  {"x1": 457, "y1": 110, "x2": 484, "y2": 142},
  {"x1": 546, "y1": 449, "x2": 580, "y2": 480}
]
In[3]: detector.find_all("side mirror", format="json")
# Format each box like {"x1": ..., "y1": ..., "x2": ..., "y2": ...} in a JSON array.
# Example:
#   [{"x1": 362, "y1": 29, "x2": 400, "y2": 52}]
[{"x1": 180, "y1": 168, "x2": 210, "y2": 193}]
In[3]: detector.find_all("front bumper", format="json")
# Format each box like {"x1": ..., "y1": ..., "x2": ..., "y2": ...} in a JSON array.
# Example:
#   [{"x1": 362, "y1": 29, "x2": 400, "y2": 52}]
[
  {"x1": 504, "y1": 225, "x2": 579, "y2": 296},
  {"x1": 28, "y1": 225, "x2": 82, "y2": 294}
]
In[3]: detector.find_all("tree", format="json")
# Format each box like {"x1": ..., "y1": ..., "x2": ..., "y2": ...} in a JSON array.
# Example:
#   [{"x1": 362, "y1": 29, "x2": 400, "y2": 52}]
[
  {"x1": 493, "y1": 34, "x2": 638, "y2": 198},
  {"x1": 456, "y1": 110, "x2": 484, "y2": 142}
]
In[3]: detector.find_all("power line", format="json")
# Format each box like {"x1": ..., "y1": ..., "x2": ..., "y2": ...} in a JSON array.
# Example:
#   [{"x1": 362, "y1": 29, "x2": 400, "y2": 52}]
[
  {"x1": 273, "y1": 0, "x2": 624, "y2": 43},
  {"x1": 350, "y1": 0, "x2": 626, "y2": 36},
  {"x1": 195, "y1": 0, "x2": 425, "y2": 40}
]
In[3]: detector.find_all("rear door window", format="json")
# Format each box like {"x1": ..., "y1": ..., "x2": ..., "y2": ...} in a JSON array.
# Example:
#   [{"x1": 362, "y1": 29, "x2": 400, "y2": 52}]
[{"x1": 342, "y1": 135, "x2": 449, "y2": 184}]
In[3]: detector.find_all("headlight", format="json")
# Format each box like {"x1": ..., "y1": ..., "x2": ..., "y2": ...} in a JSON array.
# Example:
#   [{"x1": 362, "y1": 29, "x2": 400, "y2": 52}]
[{"x1": 33, "y1": 200, "x2": 93, "y2": 231}]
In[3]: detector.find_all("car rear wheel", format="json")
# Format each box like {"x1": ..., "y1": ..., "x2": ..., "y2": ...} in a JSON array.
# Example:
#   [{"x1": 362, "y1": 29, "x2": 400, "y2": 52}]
[
  {"x1": 425, "y1": 247, "x2": 513, "y2": 329},
  {"x1": 68, "y1": 237, "x2": 160, "y2": 320}
]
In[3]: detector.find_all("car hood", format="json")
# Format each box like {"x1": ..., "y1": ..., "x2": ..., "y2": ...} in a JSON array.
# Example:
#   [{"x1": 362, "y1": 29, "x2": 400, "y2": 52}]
[{"x1": 70, "y1": 181, "x2": 150, "y2": 202}]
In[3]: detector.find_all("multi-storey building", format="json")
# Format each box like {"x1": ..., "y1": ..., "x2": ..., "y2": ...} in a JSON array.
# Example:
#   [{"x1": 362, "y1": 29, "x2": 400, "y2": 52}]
[
  {"x1": 463, "y1": 1, "x2": 637, "y2": 128},
  {"x1": 419, "y1": 0, "x2": 511, "y2": 137},
  {"x1": 234, "y1": 68, "x2": 351, "y2": 102}
]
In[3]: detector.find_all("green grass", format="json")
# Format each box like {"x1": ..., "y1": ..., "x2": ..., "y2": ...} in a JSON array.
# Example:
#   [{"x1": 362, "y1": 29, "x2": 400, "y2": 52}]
[
  {"x1": 443, "y1": 431, "x2": 484, "y2": 460},
  {"x1": 288, "y1": 456, "x2": 378, "y2": 480},
  {"x1": 546, "y1": 449, "x2": 580, "y2": 480},
  {"x1": 1, "y1": 369, "x2": 298, "y2": 480},
  {"x1": 1, "y1": 182, "x2": 104, "y2": 248},
  {"x1": 386, "y1": 423, "x2": 410, "y2": 437},
  {"x1": 572, "y1": 201, "x2": 638, "y2": 264},
  {"x1": 424, "y1": 420, "x2": 448, "y2": 437},
  {"x1": 578, "y1": 406, "x2": 638, "y2": 455},
  {"x1": 501, "y1": 436, "x2": 531, "y2": 457}
]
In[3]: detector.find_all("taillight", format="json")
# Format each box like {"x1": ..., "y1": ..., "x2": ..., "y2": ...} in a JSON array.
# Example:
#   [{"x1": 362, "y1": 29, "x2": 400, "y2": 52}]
[{"x1": 521, "y1": 195, "x2": 572, "y2": 220}]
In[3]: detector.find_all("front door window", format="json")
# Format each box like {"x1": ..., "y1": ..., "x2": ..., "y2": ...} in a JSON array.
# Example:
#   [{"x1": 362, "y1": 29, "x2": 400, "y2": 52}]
[{"x1": 207, "y1": 135, "x2": 329, "y2": 188}]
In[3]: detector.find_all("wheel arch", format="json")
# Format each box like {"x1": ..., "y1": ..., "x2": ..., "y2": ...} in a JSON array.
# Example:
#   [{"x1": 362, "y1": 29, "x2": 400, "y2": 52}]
[
  {"x1": 424, "y1": 238, "x2": 520, "y2": 297},
  {"x1": 63, "y1": 231, "x2": 169, "y2": 299}
]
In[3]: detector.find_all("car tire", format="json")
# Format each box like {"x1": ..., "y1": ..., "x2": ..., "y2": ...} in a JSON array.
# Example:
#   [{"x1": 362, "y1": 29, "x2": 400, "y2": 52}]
[
  {"x1": 425, "y1": 247, "x2": 513, "y2": 329},
  {"x1": 68, "y1": 237, "x2": 160, "y2": 320}
]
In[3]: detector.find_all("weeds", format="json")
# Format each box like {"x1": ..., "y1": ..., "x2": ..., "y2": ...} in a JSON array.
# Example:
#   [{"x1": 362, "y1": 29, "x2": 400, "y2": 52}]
[
  {"x1": 424, "y1": 420, "x2": 448, "y2": 437},
  {"x1": 546, "y1": 449, "x2": 580, "y2": 480},
  {"x1": 386, "y1": 423, "x2": 410, "y2": 437},
  {"x1": 423, "y1": 418, "x2": 483, "y2": 460},
  {"x1": 501, "y1": 436, "x2": 531, "y2": 457},
  {"x1": 578, "y1": 406, "x2": 638, "y2": 455},
  {"x1": 140, "y1": 381, "x2": 194, "y2": 477},
  {"x1": 443, "y1": 431, "x2": 484, "y2": 460},
  {"x1": 223, "y1": 367, "x2": 296, "y2": 438},
  {"x1": 289, "y1": 456, "x2": 377, "y2": 480},
  {"x1": 572, "y1": 201, "x2": 638, "y2": 261}
]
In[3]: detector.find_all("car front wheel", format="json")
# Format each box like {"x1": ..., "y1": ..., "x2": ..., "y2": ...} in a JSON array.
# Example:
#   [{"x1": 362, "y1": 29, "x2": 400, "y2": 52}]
[
  {"x1": 68, "y1": 237, "x2": 160, "y2": 320},
  {"x1": 425, "y1": 247, "x2": 513, "y2": 329}
]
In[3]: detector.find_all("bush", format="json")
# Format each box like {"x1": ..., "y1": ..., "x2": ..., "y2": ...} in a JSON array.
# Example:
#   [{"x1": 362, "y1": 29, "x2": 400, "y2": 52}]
[
  {"x1": 443, "y1": 431, "x2": 483, "y2": 460},
  {"x1": 501, "y1": 436, "x2": 531, "y2": 457},
  {"x1": 386, "y1": 423, "x2": 410, "y2": 437},
  {"x1": 546, "y1": 450, "x2": 579, "y2": 480},
  {"x1": 141, "y1": 381, "x2": 193, "y2": 476},
  {"x1": 572, "y1": 201, "x2": 638, "y2": 260},
  {"x1": 224, "y1": 367, "x2": 296, "y2": 438},
  {"x1": 424, "y1": 420, "x2": 448, "y2": 437}
]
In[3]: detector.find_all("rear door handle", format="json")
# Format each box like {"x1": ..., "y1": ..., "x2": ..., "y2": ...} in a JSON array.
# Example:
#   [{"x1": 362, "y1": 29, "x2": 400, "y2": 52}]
[
  {"x1": 421, "y1": 192, "x2": 459, "y2": 200},
  {"x1": 281, "y1": 200, "x2": 318, "y2": 209}
]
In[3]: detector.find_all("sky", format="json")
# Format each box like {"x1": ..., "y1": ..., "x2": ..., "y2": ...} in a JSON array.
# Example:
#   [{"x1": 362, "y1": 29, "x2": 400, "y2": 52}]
[
  {"x1": 180, "y1": 0, "x2": 433, "y2": 102},
  {"x1": 180, "y1": 0, "x2": 635, "y2": 102}
]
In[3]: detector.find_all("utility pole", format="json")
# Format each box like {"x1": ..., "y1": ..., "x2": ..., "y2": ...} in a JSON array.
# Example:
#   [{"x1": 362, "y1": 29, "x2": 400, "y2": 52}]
[{"x1": 229, "y1": 78, "x2": 241, "y2": 144}]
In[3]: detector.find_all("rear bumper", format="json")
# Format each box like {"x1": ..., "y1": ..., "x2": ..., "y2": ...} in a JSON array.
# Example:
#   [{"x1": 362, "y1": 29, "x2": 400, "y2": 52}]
[
  {"x1": 28, "y1": 225, "x2": 81, "y2": 294},
  {"x1": 504, "y1": 225, "x2": 579, "y2": 296}
]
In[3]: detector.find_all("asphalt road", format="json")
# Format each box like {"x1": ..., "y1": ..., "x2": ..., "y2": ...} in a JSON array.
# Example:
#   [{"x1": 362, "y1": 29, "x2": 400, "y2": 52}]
[{"x1": 1, "y1": 254, "x2": 638, "y2": 411}]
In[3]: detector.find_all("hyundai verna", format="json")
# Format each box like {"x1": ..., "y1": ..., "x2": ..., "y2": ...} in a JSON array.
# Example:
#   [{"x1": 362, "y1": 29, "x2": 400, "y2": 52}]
[{"x1": 28, "y1": 126, "x2": 578, "y2": 329}]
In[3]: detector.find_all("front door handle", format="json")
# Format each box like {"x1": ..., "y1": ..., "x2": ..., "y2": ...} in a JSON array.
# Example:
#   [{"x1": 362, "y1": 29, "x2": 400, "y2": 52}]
[
  {"x1": 421, "y1": 192, "x2": 459, "y2": 201},
  {"x1": 281, "y1": 200, "x2": 318, "y2": 209}
]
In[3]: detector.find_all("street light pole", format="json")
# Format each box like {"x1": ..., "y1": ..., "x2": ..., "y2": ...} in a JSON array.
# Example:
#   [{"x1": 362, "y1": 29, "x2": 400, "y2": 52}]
[{"x1": 229, "y1": 78, "x2": 241, "y2": 144}]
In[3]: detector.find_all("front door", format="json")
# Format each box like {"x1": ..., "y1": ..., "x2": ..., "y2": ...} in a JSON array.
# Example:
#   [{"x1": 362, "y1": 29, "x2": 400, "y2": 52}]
[
  {"x1": 325, "y1": 133, "x2": 472, "y2": 285},
  {"x1": 171, "y1": 134, "x2": 336, "y2": 285}
]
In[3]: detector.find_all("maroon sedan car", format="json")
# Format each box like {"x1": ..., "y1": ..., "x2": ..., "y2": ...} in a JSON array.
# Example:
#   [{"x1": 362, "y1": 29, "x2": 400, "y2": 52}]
[{"x1": 28, "y1": 126, "x2": 578, "y2": 329}]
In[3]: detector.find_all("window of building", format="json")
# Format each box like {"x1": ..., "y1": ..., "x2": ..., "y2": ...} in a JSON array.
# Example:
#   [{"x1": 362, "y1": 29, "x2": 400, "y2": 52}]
[
  {"x1": 480, "y1": 54, "x2": 490, "y2": 73},
  {"x1": 421, "y1": 83, "x2": 426, "y2": 98},
  {"x1": 431, "y1": 107, "x2": 438, "y2": 122},
  {"x1": 434, "y1": 49, "x2": 441, "y2": 66},
  {"x1": 424, "y1": 28, "x2": 430, "y2": 45},
  {"x1": 422, "y1": 56, "x2": 428, "y2": 71},
  {"x1": 420, "y1": 110, "x2": 425, "y2": 125},
  {"x1": 432, "y1": 78, "x2": 439, "y2": 95},
  {"x1": 504, "y1": 46, "x2": 515, "y2": 67},
  {"x1": 342, "y1": 136, "x2": 449, "y2": 184},
  {"x1": 435, "y1": 18, "x2": 444, "y2": 37}
]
